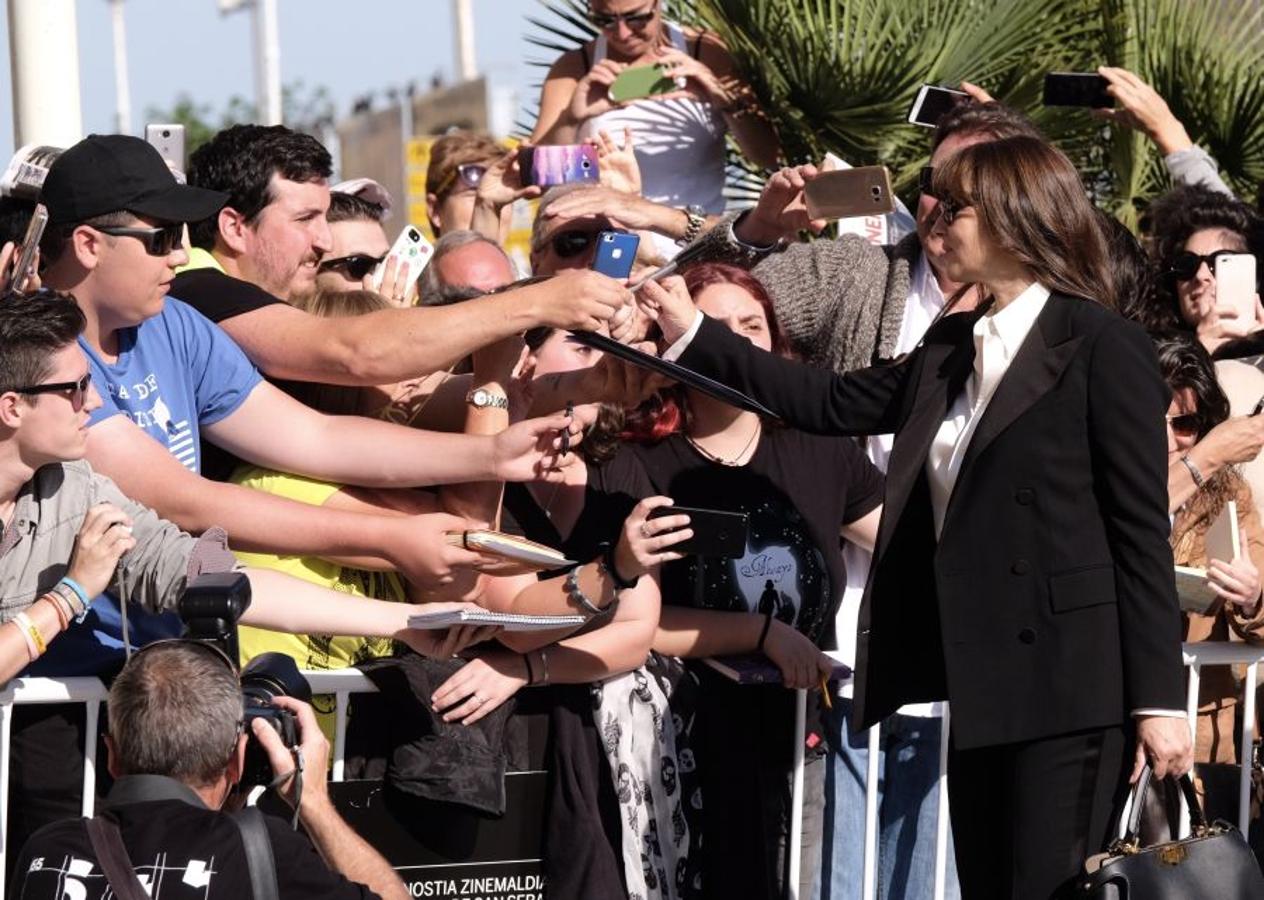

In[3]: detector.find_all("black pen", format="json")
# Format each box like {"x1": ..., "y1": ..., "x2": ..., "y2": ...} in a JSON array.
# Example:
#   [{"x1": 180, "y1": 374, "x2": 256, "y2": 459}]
[{"x1": 1252, "y1": 395, "x2": 1264, "y2": 416}]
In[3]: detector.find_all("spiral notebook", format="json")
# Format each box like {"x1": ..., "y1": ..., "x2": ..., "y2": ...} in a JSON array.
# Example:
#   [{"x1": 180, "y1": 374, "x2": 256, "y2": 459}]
[{"x1": 408, "y1": 608, "x2": 587, "y2": 632}]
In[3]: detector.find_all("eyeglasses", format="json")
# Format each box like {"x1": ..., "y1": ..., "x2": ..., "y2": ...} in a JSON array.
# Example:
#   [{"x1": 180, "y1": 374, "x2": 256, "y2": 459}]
[
  {"x1": 316, "y1": 253, "x2": 385, "y2": 281},
  {"x1": 918, "y1": 166, "x2": 935, "y2": 196},
  {"x1": 589, "y1": 4, "x2": 656, "y2": 30},
  {"x1": 434, "y1": 163, "x2": 488, "y2": 199},
  {"x1": 1166, "y1": 413, "x2": 1200, "y2": 436},
  {"x1": 937, "y1": 196, "x2": 972, "y2": 225},
  {"x1": 7, "y1": 372, "x2": 93, "y2": 409},
  {"x1": 1168, "y1": 249, "x2": 1243, "y2": 282},
  {"x1": 93, "y1": 223, "x2": 184, "y2": 257},
  {"x1": 549, "y1": 229, "x2": 600, "y2": 258}
]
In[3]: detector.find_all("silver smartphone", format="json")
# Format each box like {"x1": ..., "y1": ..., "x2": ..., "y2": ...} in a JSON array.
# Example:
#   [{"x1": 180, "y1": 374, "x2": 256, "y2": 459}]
[{"x1": 145, "y1": 124, "x2": 186, "y2": 170}]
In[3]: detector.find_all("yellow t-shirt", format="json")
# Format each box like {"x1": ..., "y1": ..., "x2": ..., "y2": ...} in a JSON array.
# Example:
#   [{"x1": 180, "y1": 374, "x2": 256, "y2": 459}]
[{"x1": 232, "y1": 466, "x2": 405, "y2": 739}]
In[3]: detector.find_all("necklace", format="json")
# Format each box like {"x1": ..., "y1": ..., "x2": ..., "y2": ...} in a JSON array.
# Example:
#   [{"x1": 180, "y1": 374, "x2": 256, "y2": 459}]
[{"x1": 686, "y1": 420, "x2": 762, "y2": 467}]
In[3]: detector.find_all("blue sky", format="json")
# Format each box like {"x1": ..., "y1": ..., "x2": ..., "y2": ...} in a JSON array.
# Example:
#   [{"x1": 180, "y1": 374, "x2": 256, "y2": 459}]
[{"x1": 0, "y1": 0, "x2": 561, "y2": 156}]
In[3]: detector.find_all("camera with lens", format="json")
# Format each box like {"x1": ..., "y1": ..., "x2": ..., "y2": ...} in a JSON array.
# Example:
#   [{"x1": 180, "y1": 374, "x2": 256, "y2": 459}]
[{"x1": 178, "y1": 573, "x2": 312, "y2": 786}]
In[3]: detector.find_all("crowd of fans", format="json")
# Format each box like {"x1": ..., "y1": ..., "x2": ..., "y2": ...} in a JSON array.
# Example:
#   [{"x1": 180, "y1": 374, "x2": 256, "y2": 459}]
[{"x1": 2, "y1": 1, "x2": 1264, "y2": 898}]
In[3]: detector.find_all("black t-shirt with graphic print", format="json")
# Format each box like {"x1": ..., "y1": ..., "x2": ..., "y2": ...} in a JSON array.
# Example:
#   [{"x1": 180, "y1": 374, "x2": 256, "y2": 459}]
[
  {"x1": 11, "y1": 799, "x2": 377, "y2": 900},
  {"x1": 586, "y1": 428, "x2": 883, "y2": 648}
]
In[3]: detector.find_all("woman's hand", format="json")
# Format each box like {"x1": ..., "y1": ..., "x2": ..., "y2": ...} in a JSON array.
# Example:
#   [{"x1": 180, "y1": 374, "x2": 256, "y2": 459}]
[
  {"x1": 590, "y1": 128, "x2": 642, "y2": 195},
  {"x1": 474, "y1": 148, "x2": 542, "y2": 214},
  {"x1": 491, "y1": 411, "x2": 582, "y2": 481},
  {"x1": 638, "y1": 274, "x2": 697, "y2": 346},
  {"x1": 654, "y1": 47, "x2": 726, "y2": 105},
  {"x1": 368, "y1": 254, "x2": 415, "y2": 307},
  {"x1": 762, "y1": 618, "x2": 834, "y2": 690},
  {"x1": 1208, "y1": 556, "x2": 1262, "y2": 618},
  {"x1": 0, "y1": 241, "x2": 40, "y2": 294},
  {"x1": 1093, "y1": 67, "x2": 1192, "y2": 156},
  {"x1": 1194, "y1": 416, "x2": 1264, "y2": 469},
  {"x1": 67, "y1": 502, "x2": 137, "y2": 598},
  {"x1": 430, "y1": 649, "x2": 529, "y2": 724},
  {"x1": 615, "y1": 496, "x2": 692, "y2": 579},
  {"x1": 398, "y1": 613, "x2": 501, "y2": 660},
  {"x1": 568, "y1": 59, "x2": 627, "y2": 124}
]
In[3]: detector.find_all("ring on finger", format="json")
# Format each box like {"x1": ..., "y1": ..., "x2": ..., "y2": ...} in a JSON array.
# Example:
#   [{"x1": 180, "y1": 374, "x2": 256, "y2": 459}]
[{"x1": 640, "y1": 522, "x2": 652, "y2": 539}]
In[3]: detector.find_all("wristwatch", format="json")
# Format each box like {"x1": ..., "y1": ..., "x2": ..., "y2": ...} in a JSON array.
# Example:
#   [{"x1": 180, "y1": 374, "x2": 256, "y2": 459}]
[
  {"x1": 466, "y1": 388, "x2": 509, "y2": 410},
  {"x1": 679, "y1": 205, "x2": 707, "y2": 246}
]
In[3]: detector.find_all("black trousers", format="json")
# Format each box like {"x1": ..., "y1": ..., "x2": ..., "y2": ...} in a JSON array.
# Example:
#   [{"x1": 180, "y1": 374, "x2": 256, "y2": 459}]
[{"x1": 947, "y1": 723, "x2": 1132, "y2": 900}]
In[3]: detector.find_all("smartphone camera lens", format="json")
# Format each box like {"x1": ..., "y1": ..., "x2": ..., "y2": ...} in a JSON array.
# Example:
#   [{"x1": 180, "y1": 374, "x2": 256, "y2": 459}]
[
  {"x1": 581, "y1": 157, "x2": 592, "y2": 170},
  {"x1": 161, "y1": 130, "x2": 171, "y2": 138},
  {"x1": 871, "y1": 186, "x2": 882, "y2": 201}
]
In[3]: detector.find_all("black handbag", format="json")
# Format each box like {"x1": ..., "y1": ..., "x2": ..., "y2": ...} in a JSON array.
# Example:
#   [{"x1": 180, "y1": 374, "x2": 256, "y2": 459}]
[{"x1": 1079, "y1": 764, "x2": 1264, "y2": 899}]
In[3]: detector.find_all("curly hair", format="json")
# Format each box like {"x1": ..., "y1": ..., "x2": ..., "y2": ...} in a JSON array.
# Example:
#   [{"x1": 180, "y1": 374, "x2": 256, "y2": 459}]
[
  {"x1": 186, "y1": 125, "x2": 332, "y2": 249},
  {"x1": 1146, "y1": 184, "x2": 1264, "y2": 330}
]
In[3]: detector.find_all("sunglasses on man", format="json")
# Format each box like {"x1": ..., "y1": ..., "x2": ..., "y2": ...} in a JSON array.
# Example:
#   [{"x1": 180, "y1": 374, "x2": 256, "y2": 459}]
[
  {"x1": 589, "y1": 5, "x2": 656, "y2": 30},
  {"x1": 6, "y1": 372, "x2": 93, "y2": 410},
  {"x1": 549, "y1": 228, "x2": 604, "y2": 259},
  {"x1": 94, "y1": 223, "x2": 184, "y2": 257},
  {"x1": 434, "y1": 163, "x2": 488, "y2": 199},
  {"x1": 316, "y1": 254, "x2": 386, "y2": 281},
  {"x1": 1167, "y1": 249, "x2": 1244, "y2": 283}
]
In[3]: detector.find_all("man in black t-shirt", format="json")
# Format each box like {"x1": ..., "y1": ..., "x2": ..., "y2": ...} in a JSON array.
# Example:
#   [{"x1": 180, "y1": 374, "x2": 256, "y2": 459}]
[{"x1": 10, "y1": 641, "x2": 404, "y2": 900}]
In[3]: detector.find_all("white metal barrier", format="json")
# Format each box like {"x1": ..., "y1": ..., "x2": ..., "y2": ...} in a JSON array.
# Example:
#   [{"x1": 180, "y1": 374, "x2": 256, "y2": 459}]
[{"x1": 1, "y1": 647, "x2": 1260, "y2": 900}]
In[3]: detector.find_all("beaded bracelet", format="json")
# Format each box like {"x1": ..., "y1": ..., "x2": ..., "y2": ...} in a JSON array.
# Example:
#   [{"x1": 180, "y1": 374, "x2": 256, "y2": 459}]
[{"x1": 566, "y1": 567, "x2": 607, "y2": 618}]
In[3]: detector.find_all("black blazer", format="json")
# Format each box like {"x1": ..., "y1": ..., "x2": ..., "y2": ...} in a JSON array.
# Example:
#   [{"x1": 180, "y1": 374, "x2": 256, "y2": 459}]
[{"x1": 677, "y1": 293, "x2": 1186, "y2": 749}]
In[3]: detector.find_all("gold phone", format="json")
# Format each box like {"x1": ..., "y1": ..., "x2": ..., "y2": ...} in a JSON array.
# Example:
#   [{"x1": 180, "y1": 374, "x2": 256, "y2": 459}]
[{"x1": 804, "y1": 166, "x2": 895, "y2": 220}]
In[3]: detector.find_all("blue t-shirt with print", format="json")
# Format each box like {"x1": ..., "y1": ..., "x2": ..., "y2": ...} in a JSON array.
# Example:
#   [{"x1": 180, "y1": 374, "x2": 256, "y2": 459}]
[{"x1": 30, "y1": 297, "x2": 261, "y2": 677}]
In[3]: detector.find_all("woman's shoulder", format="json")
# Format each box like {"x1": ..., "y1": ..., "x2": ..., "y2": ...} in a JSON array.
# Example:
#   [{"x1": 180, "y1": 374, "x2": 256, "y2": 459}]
[{"x1": 545, "y1": 46, "x2": 591, "y2": 80}]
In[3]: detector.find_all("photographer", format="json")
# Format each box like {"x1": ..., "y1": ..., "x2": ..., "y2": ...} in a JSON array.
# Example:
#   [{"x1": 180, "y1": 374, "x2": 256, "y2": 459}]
[{"x1": 9, "y1": 640, "x2": 407, "y2": 900}]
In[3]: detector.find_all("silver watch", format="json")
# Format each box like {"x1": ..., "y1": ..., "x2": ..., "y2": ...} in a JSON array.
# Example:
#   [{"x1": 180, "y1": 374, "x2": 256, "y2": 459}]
[{"x1": 466, "y1": 388, "x2": 509, "y2": 410}]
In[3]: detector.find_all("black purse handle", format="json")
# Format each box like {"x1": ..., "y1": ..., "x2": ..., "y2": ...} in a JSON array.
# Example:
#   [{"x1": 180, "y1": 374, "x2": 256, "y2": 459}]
[{"x1": 1120, "y1": 763, "x2": 1207, "y2": 847}]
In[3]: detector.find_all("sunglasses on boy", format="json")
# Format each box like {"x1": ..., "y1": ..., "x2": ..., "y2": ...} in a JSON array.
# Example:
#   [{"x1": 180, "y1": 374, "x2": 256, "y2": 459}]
[
  {"x1": 93, "y1": 223, "x2": 184, "y2": 257},
  {"x1": 7, "y1": 372, "x2": 93, "y2": 410},
  {"x1": 434, "y1": 163, "x2": 488, "y2": 198},
  {"x1": 317, "y1": 253, "x2": 386, "y2": 281},
  {"x1": 589, "y1": 5, "x2": 656, "y2": 30},
  {"x1": 1167, "y1": 249, "x2": 1245, "y2": 283}
]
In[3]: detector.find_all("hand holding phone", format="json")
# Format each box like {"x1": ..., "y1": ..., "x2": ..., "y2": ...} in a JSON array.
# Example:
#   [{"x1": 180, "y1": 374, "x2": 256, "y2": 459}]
[
  {"x1": 803, "y1": 167, "x2": 895, "y2": 220},
  {"x1": 591, "y1": 230, "x2": 640, "y2": 280},
  {"x1": 1213, "y1": 253, "x2": 1258, "y2": 339},
  {"x1": 6, "y1": 203, "x2": 47, "y2": 294},
  {"x1": 907, "y1": 85, "x2": 968, "y2": 128},
  {"x1": 517, "y1": 145, "x2": 600, "y2": 188},
  {"x1": 647, "y1": 504, "x2": 749, "y2": 558},
  {"x1": 371, "y1": 225, "x2": 433, "y2": 303},
  {"x1": 608, "y1": 64, "x2": 678, "y2": 103}
]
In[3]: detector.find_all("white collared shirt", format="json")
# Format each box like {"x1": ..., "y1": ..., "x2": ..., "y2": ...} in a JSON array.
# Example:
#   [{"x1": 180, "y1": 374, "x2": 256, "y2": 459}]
[{"x1": 925, "y1": 281, "x2": 1050, "y2": 537}]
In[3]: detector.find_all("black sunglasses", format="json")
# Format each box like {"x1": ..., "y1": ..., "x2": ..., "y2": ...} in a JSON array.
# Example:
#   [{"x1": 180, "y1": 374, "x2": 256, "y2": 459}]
[
  {"x1": 589, "y1": 5, "x2": 656, "y2": 30},
  {"x1": 94, "y1": 223, "x2": 184, "y2": 256},
  {"x1": 317, "y1": 253, "x2": 385, "y2": 280},
  {"x1": 550, "y1": 229, "x2": 600, "y2": 259},
  {"x1": 1168, "y1": 249, "x2": 1243, "y2": 282},
  {"x1": 918, "y1": 166, "x2": 935, "y2": 196},
  {"x1": 1166, "y1": 412, "x2": 1200, "y2": 436},
  {"x1": 937, "y1": 196, "x2": 971, "y2": 225},
  {"x1": 8, "y1": 372, "x2": 92, "y2": 408}
]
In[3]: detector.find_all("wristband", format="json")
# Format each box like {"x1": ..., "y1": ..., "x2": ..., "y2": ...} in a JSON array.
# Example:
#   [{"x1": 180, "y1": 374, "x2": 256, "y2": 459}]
[
  {"x1": 1180, "y1": 454, "x2": 1206, "y2": 489},
  {"x1": 42, "y1": 592, "x2": 72, "y2": 631},
  {"x1": 50, "y1": 584, "x2": 82, "y2": 621},
  {"x1": 601, "y1": 544, "x2": 640, "y2": 591},
  {"x1": 57, "y1": 577, "x2": 90, "y2": 615},
  {"x1": 524, "y1": 652, "x2": 536, "y2": 686},
  {"x1": 757, "y1": 612, "x2": 773, "y2": 653},
  {"x1": 13, "y1": 612, "x2": 45, "y2": 661}
]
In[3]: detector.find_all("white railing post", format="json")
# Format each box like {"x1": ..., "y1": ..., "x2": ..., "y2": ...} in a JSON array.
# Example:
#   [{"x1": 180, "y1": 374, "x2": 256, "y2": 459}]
[
  {"x1": 933, "y1": 704, "x2": 951, "y2": 900},
  {"x1": 861, "y1": 723, "x2": 881, "y2": 900},
  {"x1": 788, "y1": 687, "x2": 807, "y2": 900},
  {"x1": 332, "y1": 690, "x2": 350, "y2": 784},
  {"x1": 1240, "y1": 662, "x2": 1258, "y2": 834}
]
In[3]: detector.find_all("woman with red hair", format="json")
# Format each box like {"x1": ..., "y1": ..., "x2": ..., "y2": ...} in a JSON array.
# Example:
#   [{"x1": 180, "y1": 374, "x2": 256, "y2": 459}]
[{"x1": 570, "y1": 261, "x2": 884, "y2": 899}]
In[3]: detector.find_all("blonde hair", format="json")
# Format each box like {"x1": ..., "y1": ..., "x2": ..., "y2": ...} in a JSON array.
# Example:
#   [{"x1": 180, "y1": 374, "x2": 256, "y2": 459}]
[{"x1": 288, "y1": 290, "x2": 393, "y2": 415}]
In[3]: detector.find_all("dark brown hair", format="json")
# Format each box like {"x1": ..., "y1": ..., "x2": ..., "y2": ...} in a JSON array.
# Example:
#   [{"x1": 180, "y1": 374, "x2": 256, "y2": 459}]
[
  {"x1": 932, "y1": 135, "x2": 1114, "y2": 307},
  {"x1": 931, "y1": 100, "x2": 1042, "y2": 152},
  {"x1": 0, "y1": 289, "x2": 86, "y2": 391}
]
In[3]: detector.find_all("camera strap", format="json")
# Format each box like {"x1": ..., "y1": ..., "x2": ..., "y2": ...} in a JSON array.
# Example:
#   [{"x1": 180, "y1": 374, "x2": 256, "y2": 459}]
[
  {"x1": 268, "y1": 745, "x2": 304, "y2": 830},
  {"x1": 233, "y1": 807, "x2": 281, "y2": 900},
  {"x1": 84, "y1": 815, "x2": 150, "y2": 900}
]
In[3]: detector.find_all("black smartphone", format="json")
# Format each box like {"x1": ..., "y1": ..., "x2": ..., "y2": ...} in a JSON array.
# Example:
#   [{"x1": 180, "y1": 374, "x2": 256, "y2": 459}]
[
  {"x1": 648, "y1": 505, "x2": 749, "y2": 558},
  {"x1": 1251, "y1": 395, "x2": 1264, "y2": 416},
  {"x1": 1042, "y1": 72, "x2": 1113, "y2": 108}
]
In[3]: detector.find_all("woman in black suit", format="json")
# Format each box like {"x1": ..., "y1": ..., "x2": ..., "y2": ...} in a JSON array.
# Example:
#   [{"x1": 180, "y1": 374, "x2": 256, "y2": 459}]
[{"x1": 639, "y1": 135, "x2": 1193, "y2": 899}]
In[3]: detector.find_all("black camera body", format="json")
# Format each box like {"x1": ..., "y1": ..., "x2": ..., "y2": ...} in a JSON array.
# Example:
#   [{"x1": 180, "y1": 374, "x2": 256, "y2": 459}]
[
  {"x1": 241, "y1": 652, "x2": 311, "y2": 786},
  {"x1": 176, "y1": 575, "x2": 312, "y2": 787}
]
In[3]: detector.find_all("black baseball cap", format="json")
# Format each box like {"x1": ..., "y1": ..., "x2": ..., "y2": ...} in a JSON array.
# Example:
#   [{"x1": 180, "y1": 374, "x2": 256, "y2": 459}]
[{"x1": 41, "y1": 134, "x2": 227, "y2": 225}]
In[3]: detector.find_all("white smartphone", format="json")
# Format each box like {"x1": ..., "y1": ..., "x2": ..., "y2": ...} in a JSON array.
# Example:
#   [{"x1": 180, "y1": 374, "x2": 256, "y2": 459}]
[
  {"x1": 907, "y1": 85, "x2": 967, "y2": 128},
  {"x1": 145, "y1": 124, "x2": 186, "y2": 170},
  {"x1": 1214, "y1": 253, "x2": 1257, "y2": 338},
  {"x1": 10, "y1": 203, "x2": 48, "y2": 292},
  {"x1": 371, "y1": 225, "x2": 434, "y2": 298}
]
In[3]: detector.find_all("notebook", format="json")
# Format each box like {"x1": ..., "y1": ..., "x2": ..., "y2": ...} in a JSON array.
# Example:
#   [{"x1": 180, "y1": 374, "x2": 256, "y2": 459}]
[
  {"x1": 407, "y1": 608, "x2": 587, "y2": 632},
  {"x1": 1174, "y1": 500, "x2": 1240, "y2": 615},
  {"x1": 703, "y1": 654, "x2": 853, "y2": 686}
]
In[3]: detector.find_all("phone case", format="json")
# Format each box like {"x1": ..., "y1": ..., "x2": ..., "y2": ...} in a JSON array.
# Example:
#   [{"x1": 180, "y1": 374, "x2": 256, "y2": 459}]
[
  {"x1": 519, "y1": 145, "x2": 599, "y2": 188},
  {"x1": 145, "y1": 124, "x2": 186, "y2": 168},
  {"x1": 608, "y1": 64, "x2": 677, "y2": 103},
  {"x1": 444, "y1": 530, "x2": 576, "y2": 570},
  {"x1": 372, "y1": 225, "x2": 433, "y2": 294},
  {"x1": 1215, "y1": 254, "x2": 1258, "y2": 338},
  {"x1": 592, "y1": 231, "x2": 640, "y2": 279},
  {"x1": 648, "y1": 506, "x2": 749, "y2": 558},
  {"x1": 804, "y1": 167, "x2": 895, "y2": 220}
]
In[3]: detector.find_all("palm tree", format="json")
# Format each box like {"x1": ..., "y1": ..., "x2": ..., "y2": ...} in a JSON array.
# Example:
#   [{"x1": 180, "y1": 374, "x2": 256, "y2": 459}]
[{"x1": 521, "y1": 0, "x2": 1264, "y2": 222}]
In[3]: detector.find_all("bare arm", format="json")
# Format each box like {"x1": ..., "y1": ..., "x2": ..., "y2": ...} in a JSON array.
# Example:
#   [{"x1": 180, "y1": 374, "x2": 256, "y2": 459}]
[
  {"x1": 532, "y1": 51, "x2": 589, "y2": 145},
  {"x1": 215, "y1": 270, "x2": 628, "y2": 385},
  {"x1": 695, "y1": 35, "x2": 780, "y2": 169},
  {"x1": 840, "y1": 506, "x2": 881, "y2": 554}
]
